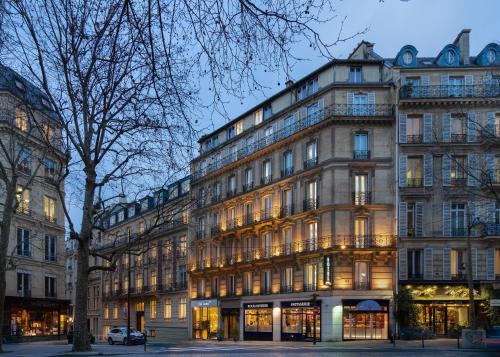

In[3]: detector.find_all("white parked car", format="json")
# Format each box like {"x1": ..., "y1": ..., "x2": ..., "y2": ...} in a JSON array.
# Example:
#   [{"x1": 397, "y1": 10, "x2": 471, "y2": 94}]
[{"x1": 107, "y1": 327, "x2": 145, "y2": 345}]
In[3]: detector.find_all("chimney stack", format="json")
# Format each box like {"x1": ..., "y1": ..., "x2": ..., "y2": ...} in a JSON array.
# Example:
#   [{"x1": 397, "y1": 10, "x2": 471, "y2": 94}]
[
  {"x1": 453, "y1": 29, "x2": 471, "y2": 65},
  {"x1": 285, "y1": 79, "x2": 294, "y2": 88}
]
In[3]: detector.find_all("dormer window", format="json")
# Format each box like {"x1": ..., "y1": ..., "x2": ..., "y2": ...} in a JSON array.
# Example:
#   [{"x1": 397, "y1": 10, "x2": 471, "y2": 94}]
[
  {"x1": 235, "y1": 120, "x2": 243, "y2": 135},
  {"x1": 296, "y1": 78, "x2": 319, "y2": 101},
  {"x1": 487, "y1": 49, "x2": 496, "y2": 64},
  {"x1": 349, "y1": 67, "x2": 362, "y2": 83},
  {"x1": 446, "y1": 50, "x2": 456, "y2": 65},
  {"x1": 15, "y1": 79, "x2": 25, "y2": 91},
  {"x1": 263, "y1": 104, "x2": 272, "y2": 120},
  {"x1": 226, "y1": 126, "x2": 235, "y2": 140},
  {"x1": 403, "y1": 51, "x2": 413, "y2": 65}
]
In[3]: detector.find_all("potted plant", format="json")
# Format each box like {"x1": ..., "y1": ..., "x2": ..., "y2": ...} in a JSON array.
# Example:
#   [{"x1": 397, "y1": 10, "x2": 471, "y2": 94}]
[{"x1": 230, "y1": 327, "x2": 239, "y2": 341}]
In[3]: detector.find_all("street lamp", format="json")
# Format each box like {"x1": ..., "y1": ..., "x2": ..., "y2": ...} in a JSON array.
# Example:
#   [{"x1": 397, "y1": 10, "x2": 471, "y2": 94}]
[{"x1": 466, "y1": 216, "x2": 485, "y2": 331}]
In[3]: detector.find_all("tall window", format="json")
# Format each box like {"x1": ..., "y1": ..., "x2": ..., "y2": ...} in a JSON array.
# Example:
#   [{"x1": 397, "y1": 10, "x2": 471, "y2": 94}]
[
  {"x1": 283, "y1": 227, "x2": 293, "y2": 255},
  {"x1": 44, "y1": 235, "x2": 56, "y2": 262},
  {"x1": 451, "y1": 203, "x2": 467, "y2": 237},
  {"x1": 349, "y1": 67, "x2": 362, "y2": 83},
  {"x1": 178, "y1": 235, "x2": 187, "y2": 257},
  {"x1": 178, "y1": 265, "x2": 187, "y2": 287},
  {"x1": 244, "y1": 203, "x2": 253, "y2": 225},
  {"x1": 354, "y1": 132, "x2": 368, "y2": 159},
  {"x1": 244, "y1": 167, "x2": 253, "y2": 190},
  {"x1": 136, "y1": 273, "x2": 143, "y2": 290},
  {"x1": 451, "y1": 115, "x2": 466, "y2": 142},
  {"x1": 296, "y1": 78, "x2": 319, "y2": 101},
  {"x1": 305, "y1": 141, "x2": 317, "y2": 168},
  {"x1": 45, "y1": 275, "x2": 56, "y2": 297},
  {"x1": 262, "y1": 160, "x2": 272, "y2": 184},
  {"x1": 17, "y1": 228, "x2": 30, "y2": 257},
  {"x1": 407, "y1": 249, "x2": 422, "y2": 279},
  {"x1": 15, "y1": 108, "x2": 28, "y2": 131},
  {"x1": 151, "y1": 271, "x2": 157, "y2": 290},
  {"x1": 227, "y1": 125, "x2": 235, "y2": 140},
  {"x1": 407, "y1": 116, "x2": 422, "y2": 143},
  {"x1": 228, "y1": 175, "x2": 237, "y2": 195},
  {"x1": 307, "y1": 222, "x2": 318, "y2": 251},
  {"x1": 17, "y1": 145, "x2": 31, "y2": 174},
  {"x1": 407, "y1": 203, "x2": 416, "y2": 237},
  {"x1": 112, "y1": 305, "x2": 118, "y2": 319},
  {"x1": 262, "y1": 196, "x2": 272, "y2": 220},
  {"x1": 281, "y1": 267, "x2": 293, "y2": 293},
  {"x1": 281, "y1": 189, "x2": 293, "y2": 217},
  {"x1": 262, "y1": 232, "x2": 272, "y2": 258},
  {"x1": 407, "y1": 157, "x2": 423, "y2": 187},
  {"x1": 263, "y1": 104, "x2": 272, "y2": 120},
  {"x1": 244, "y1": 271, "x2": 253, "y2": 295},
  {"x1": 179, "y1": 297, "x2": 187, "y2": 319},
  {"x1": 282, "y1": 151, "x2": 293, "y2": 176},
  {"x1": 451, "y1": 155, "x2": 466, "y2": 185},
  {"x1": 16, "y1": 186, "x2": 30, "y2": 214},
  {"x1": 304, "y1": 264, "x2": 317, "y2": 291},
  {"x1": 150, "y1": 300, "x2": 157, "y2": 319},
  {"x1": 44, "y1": 196, "x2": 56, "y2": 223},
  {"x1": 261, "y1": 270, "x2": 271, "y2": 294},
  {"x1": 213, "y1": 181, "x2": 221, "y2": 201},
  {"x1": 17, "y1": 271, "x2": 31, "y2": 297},
  {"x1": 228, "y1": 275, "x2": 236, "y2": 296},
  {"x1": 307, "y1": 102, "x2": 320, "y2": 124},
  {"x1": 449, "y1": 76, "x2": 464, "y2": 96},
  {"x1": 212, "y1": 276, "x2": 219, "y2": 297},
  {"x1": 354, "y1": 174, "x2": 368, "y2": 205},
  {"x1": 352, "y1": 94, "x2": 367, "y2": 115},
  {"x1": 354, "y1": 218, "x2": 368, "y2": 248},
  {"x1": 164, "y1": 299, "x2": 172, "y2": 319},
  {"x1": 451, "y1": 249, "x2": 466, "y2": 279},
  {"x1": 42, "y1": 123, "x2": 54, "y2": 143},
  {"x1": 354, "y1": 261, "x2": 369, "y2": 289},
  {"x1": 305, "y1": 181, "x2": 318, "y2": 210}
]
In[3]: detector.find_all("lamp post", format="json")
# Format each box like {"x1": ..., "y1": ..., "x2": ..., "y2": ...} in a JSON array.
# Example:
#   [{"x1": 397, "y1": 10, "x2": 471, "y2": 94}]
[{"x1": 466, "y1": 217, "x2": 484, "y2": 331}]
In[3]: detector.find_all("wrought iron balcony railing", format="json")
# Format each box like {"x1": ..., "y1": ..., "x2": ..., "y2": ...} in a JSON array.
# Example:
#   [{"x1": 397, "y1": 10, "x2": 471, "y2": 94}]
[
  {"x1": 451, "y1": 227, "x2": 467, "y2": 237},
  {"x1": 407, "y1": 273, "x2": 423, "y2": 280},
  {"x1": 335, "y1": 104, "x2": 394, "y2": 116},
  {"x1": 303, "y1": 284, "x2": 317, "y2": 292},
  {"x1": 261, "y1": 175, "x2": 273, "y2": 185},
  {"x1": 304, "y1": 157, "x2": 318, "y2": 169},
  {"x1": 452, "y1": 273, "x2": 468, "y2": 281},
  {"x1": 280, "y1": 204, "x2": 294, "y2": 218},
  {"x1": 407, "y1": 135, "x2": 423, "y2": 144},
  {"x1": 407, "y1": 177, "x2": 423, "y2": 188},
  {"x1": 352, "y1": 191, "x2": 371, "y2": 205},
  {"x1": 242, "y1": 182, "x2": 254, "y2": 192},
  {"x1": 226, "y1": 218, "x2": 237, "y2": 230},
  {"x1": 400, "y1": 83, "x2": 500, "y2": 99},
  {"x1": 260, "y1": 208, "x2": 273, "y2": 221},
  {"x1": 303, "y1": 197, "x2": 319, "y2": 211},
  {"x1": 451, "y1": 133, "x2": 467, "y2": 143},
  {"x1": 195, "y1": 230, "x2": 206, "y2": 240},
  {"x1": 260, "y1": 287, "x2": 272, "y2": 295},
  {"x1": 211, "y1": 194, "x2": 222, "y2": 204},
  {"x1": 480, "y1": 125, "x2": 500, "y2": 140},
  {"x1": 280, "y1": 285, "x2": 293, "y2": 294},
  {"x1": 242, "y1": 213, "x2": 256, "y2": 226},
  {"x1": 353, "y1": 150, "x2": 370, "y2": 160},
  {"x1": 210, "y1": 225, "x2": 221, "y2": 236},
  {"x1": 226, "y1": 189, "x2": 237, "y2": 198},
  {"x1": 243, "y1": 288, "x2": 253, "y2": 296},
  {"x1": 281, "y1": 167, "x2": 294, "y2": 177}
]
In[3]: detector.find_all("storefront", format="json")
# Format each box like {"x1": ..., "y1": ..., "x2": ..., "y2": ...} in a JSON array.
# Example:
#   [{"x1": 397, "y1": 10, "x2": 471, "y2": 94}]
[
  {"x1": 191, "y1": 299, "x2": 218, "y2": 340},
  {"x1": 243, "y1": 302, "x2": 273, "y2": 341},
  {"x1": 281, "y1": 300, "x2": 321, "y2": 341},
  {"x1": 4, "y1": 296, "x2": 69, "y2": 341},
  {"x1": 343, "y1": 299, "x2": 389, "y2": 340},
  {"x1": 417, "y1": 302, "x2": 469, "y2": 335}
]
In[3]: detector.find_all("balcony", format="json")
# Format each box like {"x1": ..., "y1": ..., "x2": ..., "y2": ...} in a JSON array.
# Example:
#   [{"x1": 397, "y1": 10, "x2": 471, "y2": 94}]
[
  {"x1": 451, "y1": 227, "x2": 467, "y2": 237},
  {"x1": 242, "y1": 182, "x2": 254, "y2": 192},
  {"x1": 195, "y1": 230, "x2": 206, "y2": 240},
  {"x1": 407, "y1": 135, "x2": 423, "y2": 144},
  {"x1": 260, "y1": 208, "x2": 273, "y2": 221},
  {"x1": 304, "y1": 157, "x2": 318, "y2": 169},
  {"x1": 242, "y1": 213, "x2": 256, "y2": 226},
  {"x1": 16, "y1": 206, "x2": 31, "y2": 216},
  {"x1": 226, "y1": 189, "x2": 237, "y2": 198},
  {"x1": 353, "y1": 150, "x2": 370, "y2": 160},
  {"x1": 334, "y1": 104, "x2": 394, "y2": 117},
  {"x1": 303, "y1": 197, "x2": 319, "y2": 211},
  {"x1": 407, "y1": 273, "x2": 423, "y2": 281},
  {"x1": 210, "y1": 225, "x2": 221, "y2": 236},
  {"x1": 260, "y1": 287, "x2": 272, "y2": 295},
  {"x1": 280, "y1": 204, "x2": 294, "y2": 218},
  {"x1": 211, "y1": 194, "x2": 222, "y2": 204},
  {"x1": 303, "y1": 284, "x2": 317, "y2": 292},
  {"x1": 400, "y1": 83, "x2": 500, "y2": 99},
  {"x1": 352, "y1": 191, "x2": 371, "y2": 205},
  {"x1": 407, "y1": 177, "x2": 423, "y2": 188},
  {"x1": 281, "y1": 167, "x2": 294, "y2": 178},
  {"x1": 261, "y1": 175, "x2": 273, "y2": 185},
  {"x1": 226, "y1": 218, "x2": 238, "y2": 231},
  {"x1": 45, "y1": 215, "x2": 57, "y2": 224},
  {"x1": 451, "y1": 134, "x2": 467, "y2": 143}
]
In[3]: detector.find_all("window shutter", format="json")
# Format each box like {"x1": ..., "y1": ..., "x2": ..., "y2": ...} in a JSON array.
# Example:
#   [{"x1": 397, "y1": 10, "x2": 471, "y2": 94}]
[
  {"x1": 424, "y1": 154, "x2": 433, "y2": 187},
  {"x1": 17, "y1": 228, "x2": 22, "y2": 255},
  {"x1": 423, "y1": 113, "x2": 433, "y2": 143},
  {"x1": 399, "y1": 202, "x2": 408, "y2": 237},
  {"x1": 485, "y1": 153, "x2": 495, "y2": 182},
  {"x1": 472, "y1": 248, "x2": 478, "y2": 280},
  {"x1": 486, "y1": 112, "x2": 495, "y2": 136},
  {"x1": 442, "y1": 113, "x2": 451, "y2": 142},
  {"x1": 415, "y1": 202, "x2": 424, "y2": 237},
  {"x1": 486, "y1": 200, "x2": 496, "y2": 224},
  {"x1": 467, "y1": 153, "x2": 480, "y2": 187},
  {"x1": 442, "y1": 154, "x2": 451, "y2": 186},
  {"x1": 467, "y1": 112, "x2": 477, "y2": 142},
  {"x1": 347, "y1": 92, "x2": 354, "y2": 105},
  {"x1": 423, "y1": 248, "x2": 433, "y2": 280},
  {"x1": 44, "y1": 235, "x2": 49, "y2": 261},
  {"x1": 399, "y1": 155, "x2": 408, "y2": 187},
  {"x1": 399, "y1": 113, "x2": 407, "y2": 143},
  {"x1": 442, "y1": 201, "x2": 451, "y2": 237},
  {"x1": 443, "y1": 247, "x2": 451, "y2": 280},
  {"x1": 487, "y1": 248, "x2": 495, "y2": 280},
  {"x1": 399, "y1": 248, "x2": 408, "y2": 281},
  {"x1": 421, "y1": 75, "x2": 430, "y2": 97}
]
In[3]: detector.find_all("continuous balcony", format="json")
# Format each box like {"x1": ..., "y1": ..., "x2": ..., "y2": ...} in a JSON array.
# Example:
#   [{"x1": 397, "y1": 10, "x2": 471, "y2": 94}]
[
  {"x1": 353, "y1": 150, "x2": 370, "y2": 160},
  {"x1": 191, "y1": 235, "x2": 396, "y2": 271},
  {"x1": 192, "y1": 104, "x2": 394, "y2": 181},
  {"x1": 303, "y1": 197, "x2": 319, "y2": 211},
  {"x1": 352, "y1": 191, "x2": 371, "y2": 205},
  {"x1": 400, "y1": 83, "x2": 500, "y2": 99}
]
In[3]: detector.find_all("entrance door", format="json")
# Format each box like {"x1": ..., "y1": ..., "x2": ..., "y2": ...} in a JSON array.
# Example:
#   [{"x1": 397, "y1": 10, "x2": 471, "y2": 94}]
[
  {"x1": 433, "y1": 306, "x2": 447, "y2": 335},
  {"x1": 136, "y1": 311, "x2": 144, "y2": 332},
  {"x1": 223, "y1": 312, "x2": 239, "y2": 340}
]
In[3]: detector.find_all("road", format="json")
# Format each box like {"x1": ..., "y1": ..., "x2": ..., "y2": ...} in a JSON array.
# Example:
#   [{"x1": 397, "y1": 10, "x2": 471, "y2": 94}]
[{"x1": 2, "y1": 342, "x2": 499, "y2": 357}]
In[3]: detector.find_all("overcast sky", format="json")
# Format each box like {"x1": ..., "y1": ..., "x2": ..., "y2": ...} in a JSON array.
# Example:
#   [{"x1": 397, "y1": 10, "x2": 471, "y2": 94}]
[{"x1": 206, "y1": 0, "x2": 499, "y2": 131}]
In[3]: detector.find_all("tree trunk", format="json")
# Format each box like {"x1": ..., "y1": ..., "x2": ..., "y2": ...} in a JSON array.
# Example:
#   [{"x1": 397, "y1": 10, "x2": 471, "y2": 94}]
[
  {"x1": 72, "y1": 174, "x2": 96, "y2": 352},
  {"x1": 0, "y1": 184, "x2": 15, "y2": 352}
]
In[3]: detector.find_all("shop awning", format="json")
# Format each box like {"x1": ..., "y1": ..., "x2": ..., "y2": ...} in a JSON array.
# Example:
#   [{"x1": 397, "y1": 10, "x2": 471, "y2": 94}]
[{"x1": 355, "y1": 300, "x2": 382, "y2": 311}]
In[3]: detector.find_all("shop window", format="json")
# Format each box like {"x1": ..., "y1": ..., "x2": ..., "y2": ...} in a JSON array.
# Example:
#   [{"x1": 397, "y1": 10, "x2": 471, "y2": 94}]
[
  {"x1": 281, "y1": 301, "x2": 321, "y2": 341},
  {"x1": 244, "y1": 304, "x2": 273, "y2": 340},
  {"x1": 179, "y1": 297, "x2": 187, "y2": 319}
]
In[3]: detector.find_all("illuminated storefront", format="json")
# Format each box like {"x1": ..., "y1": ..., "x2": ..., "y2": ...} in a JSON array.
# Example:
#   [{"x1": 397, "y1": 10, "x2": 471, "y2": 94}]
[
  {"x1": 417, "y1": 302, "x2": 468, "y2": 335},
  {"x1": 243, "y1": 302, "x2": 273, "y2": 341},
  {"x1": 191, "y1": 299, "x2": 218, "y2": 340},
  {"x1": 281, "y1": 300, "x2": 321, "y2": 341},
  {"x1": 343, "y1": 300, "x2": 389, "y2": 340},
  {"x1": 5, "y1": 297, "x2": 69, "y2": 341}
]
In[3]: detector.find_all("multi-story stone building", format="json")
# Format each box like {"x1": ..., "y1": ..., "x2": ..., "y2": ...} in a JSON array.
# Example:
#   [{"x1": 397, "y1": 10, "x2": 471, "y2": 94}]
[
  {"x1": 189, "y1": 42, "x2": 397, "y2": 342},
  {"x1": 94, "y1": 177, "x2": 190, "y2": 342},
  {"x1": 395, "y1": 30, "x2": 500, "y2": 335},
  {"x1": 0, "y1": 65, "x2": 68, "y2": 341}
]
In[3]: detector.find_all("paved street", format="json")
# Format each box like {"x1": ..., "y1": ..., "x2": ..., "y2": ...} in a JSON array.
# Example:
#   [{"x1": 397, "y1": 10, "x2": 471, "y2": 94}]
[{"x1": 2, "y1": 339, "x2": 500, "y2": 357}]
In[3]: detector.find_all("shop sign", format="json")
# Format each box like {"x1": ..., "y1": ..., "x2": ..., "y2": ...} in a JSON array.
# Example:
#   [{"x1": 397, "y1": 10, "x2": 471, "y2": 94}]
[
  {"x1": 282, "y1": 300, "x2": 320, "y2": 308},
  {"x1": 490, "y1": 299, "x2": 500, "y2": 307},
  {"x1": 323, "y1": 255, "x2": 332, "y2": 286},
  {"x1": 191, "y1": 299, "x2": 218, "y2": 308},
  {"x1": 243, "y1": 302, "x2": 272, "y2": 309}
]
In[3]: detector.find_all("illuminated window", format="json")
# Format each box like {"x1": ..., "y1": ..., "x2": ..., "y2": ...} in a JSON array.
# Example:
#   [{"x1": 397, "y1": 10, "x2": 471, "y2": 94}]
[
  {"x1": 136, "y1": 273, "x2": 143, "y2": 290},
  {"x1": 164, "y1": 299, "x2": 172, "y2": 319},
  {"x1": 16, "y1": 186, "x2": 30, "y2": 214},
  {"x1": 178, "y1": 235, "x2": 187, "y2": 257},
  {"x1": 150, "y1": 300, "x2": 157, "y2": 319},
  {"x1": 15, "y1": 108, "x2": 28, "y2": 132},
  {"x1": 151, "y1": 271, "x2": 157, "y2": 290},
  {"x1": 179, "y1": 297, "x2": 187, "y2": 319},
  {"x1": 43, "y1": 196, "x2": 56, "y2": 223},
  {"x1": 104, "y1": 304, "x2": 109, "y2": 319},
  {"x1": 113, "y1": 304, "x2": 118, "y2": 319},
  {"x1": 42, "y1": 122, "x2": 54, "y2": 143}
]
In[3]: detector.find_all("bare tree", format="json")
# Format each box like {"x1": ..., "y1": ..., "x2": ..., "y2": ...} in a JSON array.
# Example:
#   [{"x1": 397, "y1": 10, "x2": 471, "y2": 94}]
[
  {"x1": 3, "y1": 0, "x2": 361, "y2": 351},
  {"x1": 0, "y1": 79, "x2": 65, "y2": 351}
]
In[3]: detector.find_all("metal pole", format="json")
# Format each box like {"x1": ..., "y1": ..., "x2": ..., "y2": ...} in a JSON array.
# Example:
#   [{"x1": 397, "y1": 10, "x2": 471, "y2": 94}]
[
  {"x1": 127, "y1": 231, "x2": 131, "y2": 345},
  {"x1": 312, "y1": 293, "x2": 318, "y2": 345},
  {"x1": 466, "y1": 223, "x2": 476, "y2": 330}
]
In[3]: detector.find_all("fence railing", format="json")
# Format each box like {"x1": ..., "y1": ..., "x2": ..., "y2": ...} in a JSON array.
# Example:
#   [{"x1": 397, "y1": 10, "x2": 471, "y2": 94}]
[{"x1": 400, "y1": 83, "x2": 500, "y2": 99}]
